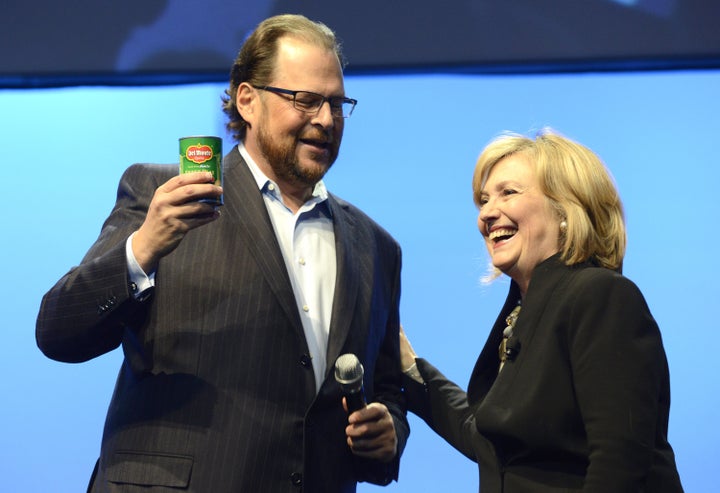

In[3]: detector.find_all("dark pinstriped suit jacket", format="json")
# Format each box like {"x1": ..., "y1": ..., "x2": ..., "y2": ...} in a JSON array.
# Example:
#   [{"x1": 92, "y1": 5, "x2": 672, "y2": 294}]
[{"x1": 36, "y1": 147, "x2": 409, "y2": 493}]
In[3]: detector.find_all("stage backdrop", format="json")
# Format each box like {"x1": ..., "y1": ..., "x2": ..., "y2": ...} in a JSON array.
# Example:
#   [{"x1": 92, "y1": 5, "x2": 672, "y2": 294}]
[
  {"x1": 1, "y1": 69, "x2": 718, "y2": 492},
  {"x1": 2, "y1": 0, "x2": 719, "y2": 87}
]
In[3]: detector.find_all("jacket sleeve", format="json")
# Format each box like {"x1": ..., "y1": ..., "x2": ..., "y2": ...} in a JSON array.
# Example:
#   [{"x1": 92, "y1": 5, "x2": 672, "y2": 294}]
[
  {"x1": 354, "y1": 241, "x2": 410, "y2": 485},
  {"x1": 35, "y1": 164, "x2": 164, "y2": 363},
  {"x1": 404, "y1": 358, "x2": 480, "y2": 462},
  {"x1": 569, "y1": 270, "x2": 671, "y2": 493}
]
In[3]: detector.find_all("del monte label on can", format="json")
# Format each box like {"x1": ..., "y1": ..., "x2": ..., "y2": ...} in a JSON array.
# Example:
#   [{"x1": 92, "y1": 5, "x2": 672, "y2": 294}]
[
  {"x1": 185, "y1": 143, "x2": 215, "y2": 164},
  {"x1": 179, "y1": 136, "x2": 223, "y2": 205}
]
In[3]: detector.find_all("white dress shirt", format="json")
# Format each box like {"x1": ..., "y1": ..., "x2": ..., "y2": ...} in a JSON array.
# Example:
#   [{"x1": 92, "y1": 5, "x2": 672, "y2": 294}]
[{"x1": 239, "y1": 143, "x2": 337, "y2": 393}]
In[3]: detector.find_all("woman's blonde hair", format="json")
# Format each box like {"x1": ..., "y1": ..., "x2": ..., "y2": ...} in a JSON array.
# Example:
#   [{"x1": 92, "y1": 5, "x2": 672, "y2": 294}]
[{"x1": 472, "y1": 128, "x2": 626, "y2": 273}]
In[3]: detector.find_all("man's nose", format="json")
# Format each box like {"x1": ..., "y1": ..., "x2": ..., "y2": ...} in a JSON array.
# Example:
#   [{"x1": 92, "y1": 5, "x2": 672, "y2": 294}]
[{"x1": 313, "y1": 100, "x2": 337, "y2": 127}]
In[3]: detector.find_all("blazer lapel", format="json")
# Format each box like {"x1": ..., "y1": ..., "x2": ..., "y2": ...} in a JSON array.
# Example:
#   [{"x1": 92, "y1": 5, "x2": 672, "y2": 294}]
[
  {"x1": 221, "y1": 149, "x2": 304, "y2": 333},
  {"x1": 324, "y1": 195, "x2": 361, "y2": 374},
  {"x1": 221, "y1": 153, "x2": 365, "y2": 379}
]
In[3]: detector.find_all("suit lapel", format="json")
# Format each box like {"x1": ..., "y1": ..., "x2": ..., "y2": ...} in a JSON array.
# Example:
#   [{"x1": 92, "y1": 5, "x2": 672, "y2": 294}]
[
  {"x1": 221, "y1": 149, "x2": 304, "y2": 333},
  {"x1": 221, "y1": 152, "x2": 366, "y2": 379},
  {"x1": 325, "y1": 195, "x2": 361, "y2": 374}
]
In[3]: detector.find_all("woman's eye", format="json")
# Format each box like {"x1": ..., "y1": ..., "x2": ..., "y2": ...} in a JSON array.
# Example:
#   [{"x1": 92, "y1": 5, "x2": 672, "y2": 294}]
[{"x1": 502, "y1": 188, "x2": 517, "y2": 196}]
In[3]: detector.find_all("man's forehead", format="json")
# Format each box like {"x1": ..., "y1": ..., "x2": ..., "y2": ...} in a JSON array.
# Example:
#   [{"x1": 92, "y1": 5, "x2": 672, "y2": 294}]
[
  {"x1": 275, "y1": 36, "x2": 335, "y2": 64},
  {"x1": 272, "y1": 37, "x2": 344, "y2": 87}
]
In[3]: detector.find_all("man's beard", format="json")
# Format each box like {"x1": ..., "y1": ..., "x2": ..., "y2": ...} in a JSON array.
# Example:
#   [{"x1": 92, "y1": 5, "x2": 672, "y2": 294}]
[{"x1": 257, "y1": 124, "x2": 339, "y2": 188}]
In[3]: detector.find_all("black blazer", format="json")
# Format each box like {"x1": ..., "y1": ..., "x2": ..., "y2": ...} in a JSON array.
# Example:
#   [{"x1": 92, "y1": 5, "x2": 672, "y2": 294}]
[
  {"x1": 405, "y1": 255, "x2": 683, "y2": 493},
  {"x1": 36, "y1": 148, "x2": 409, "y2": 493}
]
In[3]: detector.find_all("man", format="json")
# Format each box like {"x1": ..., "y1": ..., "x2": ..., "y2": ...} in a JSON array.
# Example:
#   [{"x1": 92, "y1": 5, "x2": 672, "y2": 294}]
[{"x1": 36, "y1": 14, "x2": 408, "y2": 493}]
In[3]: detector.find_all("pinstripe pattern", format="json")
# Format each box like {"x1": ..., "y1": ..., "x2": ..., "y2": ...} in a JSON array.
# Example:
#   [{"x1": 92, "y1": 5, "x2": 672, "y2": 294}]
[{"x1": 36, "y1": 148, "x2": 409, "y2": 493}]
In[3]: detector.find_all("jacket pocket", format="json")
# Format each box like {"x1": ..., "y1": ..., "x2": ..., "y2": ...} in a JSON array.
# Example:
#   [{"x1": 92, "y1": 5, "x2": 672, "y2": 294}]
[{"x1": 106, "y1": 451, "x2": 193, "y2": 487}]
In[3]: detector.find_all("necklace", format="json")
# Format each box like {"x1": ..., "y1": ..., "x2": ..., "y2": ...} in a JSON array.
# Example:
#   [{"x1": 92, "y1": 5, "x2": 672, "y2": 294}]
[{"x1": 498, "y1": 303, "x2": 521, "y2": 372}]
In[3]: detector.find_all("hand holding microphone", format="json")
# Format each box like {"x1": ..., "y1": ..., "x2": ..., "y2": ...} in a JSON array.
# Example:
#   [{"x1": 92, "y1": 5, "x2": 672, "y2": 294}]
[
  {"x1": 334, "y1": 353, "x2": 367, "y2": 413},
  {"x1": 335, "y1": 353, "x2": 398, "y2": 462}
]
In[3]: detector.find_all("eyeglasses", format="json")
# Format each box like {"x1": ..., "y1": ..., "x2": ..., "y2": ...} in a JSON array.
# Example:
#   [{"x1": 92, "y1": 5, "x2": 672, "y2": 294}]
[{"x1": 254, "y1": 85, "x2": 357, "y2": 118}]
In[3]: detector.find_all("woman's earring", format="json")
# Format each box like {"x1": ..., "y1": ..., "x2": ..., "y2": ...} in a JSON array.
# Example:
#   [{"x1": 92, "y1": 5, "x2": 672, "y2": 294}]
[{"x1": 560, "y1": 220, "x2": 567, "y2": 231}]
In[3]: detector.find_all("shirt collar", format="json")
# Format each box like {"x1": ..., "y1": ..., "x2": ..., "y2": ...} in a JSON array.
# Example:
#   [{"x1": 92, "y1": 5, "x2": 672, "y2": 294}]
[{"x1": 237, "y1": 142, "x2": 329, "y2": 203}]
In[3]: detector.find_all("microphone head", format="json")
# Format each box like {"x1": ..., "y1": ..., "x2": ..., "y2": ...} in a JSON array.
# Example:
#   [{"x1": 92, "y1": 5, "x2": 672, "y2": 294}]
[{"x1": 334, "y1": 353, "x2": 364, "y2": 387}]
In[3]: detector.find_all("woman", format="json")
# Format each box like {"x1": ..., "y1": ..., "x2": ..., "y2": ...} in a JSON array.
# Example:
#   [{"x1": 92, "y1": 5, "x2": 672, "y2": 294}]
[{"x1": 400, "y1": 129, "x2": 684, "y2": 492}]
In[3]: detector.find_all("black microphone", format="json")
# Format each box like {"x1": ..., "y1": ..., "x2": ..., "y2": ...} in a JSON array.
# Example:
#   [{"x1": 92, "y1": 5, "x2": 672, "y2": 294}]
[{"x1": 334, "y1": 353, "x2": 367, "y2": 413}]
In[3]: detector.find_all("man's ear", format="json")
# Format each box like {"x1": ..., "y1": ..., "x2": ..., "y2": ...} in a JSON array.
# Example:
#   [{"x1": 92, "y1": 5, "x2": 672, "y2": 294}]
[{"x1": 236, "y1": 83, "x2": 256, "y2": 124}]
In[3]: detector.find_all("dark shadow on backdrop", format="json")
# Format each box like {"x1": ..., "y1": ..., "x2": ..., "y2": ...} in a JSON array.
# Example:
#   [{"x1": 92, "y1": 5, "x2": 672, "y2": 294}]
[{"x1": 2, "y1": 0, "x2": 719, "y2": 88}]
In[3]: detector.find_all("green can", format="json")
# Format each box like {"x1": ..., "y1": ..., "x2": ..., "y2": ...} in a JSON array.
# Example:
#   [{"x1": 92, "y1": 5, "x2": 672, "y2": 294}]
[{"x1": 179, "y1": 136, "x2": 223, "y2": 205}]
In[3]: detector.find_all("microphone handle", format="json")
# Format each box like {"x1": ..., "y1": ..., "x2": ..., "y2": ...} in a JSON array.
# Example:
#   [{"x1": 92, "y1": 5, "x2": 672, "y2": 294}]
[{"x1": 345, "y1": 388, "x2": 367, "y2": 414}]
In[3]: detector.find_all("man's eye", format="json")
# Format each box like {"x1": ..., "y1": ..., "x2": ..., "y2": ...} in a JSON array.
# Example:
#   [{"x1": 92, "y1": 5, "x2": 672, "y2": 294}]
[
  {"x1": 294, "y1": 93, "x2": 320, "y2": 107},
  {"x1": 295, "y1": 97, "x2": 316, "y2": 108}
]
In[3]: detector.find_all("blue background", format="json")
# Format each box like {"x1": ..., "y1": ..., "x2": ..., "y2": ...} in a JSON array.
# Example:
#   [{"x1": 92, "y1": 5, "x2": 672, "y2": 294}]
[{"x1": 2, "y1": 69, "x2": 718, "y2": 491}]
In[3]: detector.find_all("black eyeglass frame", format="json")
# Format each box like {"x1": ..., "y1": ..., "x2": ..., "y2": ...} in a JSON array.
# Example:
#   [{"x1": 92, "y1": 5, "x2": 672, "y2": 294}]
[{"x1": 253, "y1": 85, "x2": 357, "y2": 118}]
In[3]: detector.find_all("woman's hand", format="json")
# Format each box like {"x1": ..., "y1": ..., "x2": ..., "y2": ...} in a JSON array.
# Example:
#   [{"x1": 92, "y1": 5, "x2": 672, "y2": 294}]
[{"x1": 399, "y1": 324, "x2": 418, "y2": 371}]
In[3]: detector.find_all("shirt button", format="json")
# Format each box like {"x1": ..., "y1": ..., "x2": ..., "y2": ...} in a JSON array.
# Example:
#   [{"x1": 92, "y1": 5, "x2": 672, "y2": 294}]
[
  {"x1": 298, "y1": 257, "x2": 306, "y2": 265},
  {"x1": 268, "y1": 183, "x2": 275, "y2": 191},
  {"x1": 302, "y1": 304, "x2": 309, "y2": 312},
  {"x1": 290, "y1": 472, "x2": 303, "y2": 486}
]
